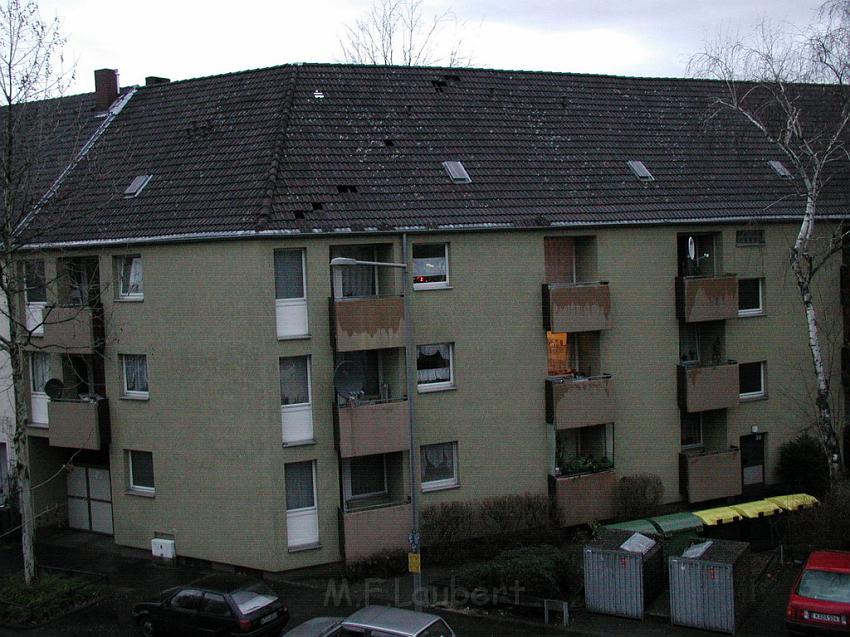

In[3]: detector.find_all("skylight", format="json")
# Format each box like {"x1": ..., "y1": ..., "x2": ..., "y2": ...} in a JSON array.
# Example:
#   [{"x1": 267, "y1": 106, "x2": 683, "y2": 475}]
[
  {"x1": 442, "y1": 161, "x2": 471, "y2": 184},
  {"x1": 768, "y1": 160, "x2": 793, "y2": 179},
  {"x1": 626, "y1": 160, "x2": 654, "y2": 182},
  {"x1": 123, "y1": 175, "x2": 152, "y2": 198}
]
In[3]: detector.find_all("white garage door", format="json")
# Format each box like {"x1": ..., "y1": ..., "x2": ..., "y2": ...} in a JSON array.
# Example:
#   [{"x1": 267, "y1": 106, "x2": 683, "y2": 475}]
[{"x1": 67, "y1": 466, "x2": 113, "y2": 535}]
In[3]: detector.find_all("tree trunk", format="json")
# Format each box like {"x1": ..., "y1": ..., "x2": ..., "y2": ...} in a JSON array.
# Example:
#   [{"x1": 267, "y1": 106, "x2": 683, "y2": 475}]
[{"x1": 790, "y1": 196, "x2": 843, "y2": 481}]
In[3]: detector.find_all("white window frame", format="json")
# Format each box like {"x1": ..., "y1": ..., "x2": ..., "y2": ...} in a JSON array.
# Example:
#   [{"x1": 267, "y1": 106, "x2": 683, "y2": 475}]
[
  {"x1": 121, "y1": 354, "x2": 149, "y2": 399},
  {"x1": 128, "y1": 450, "x2": 155, "y2": 494},
  {"x1": 275, "y1": 249, "x2": 309, "y2": 339},
  {"x1": 342, "y1": 455, "x2": 389, "y2": 502},
  {"x1": 412, "y1": 243, "x2": 450, "y2": 290},
  {"x1": 117, "y1": 255, "x2": 144, "y2": 300},
  {"x1": 681, "y1": 413, "x2": 703, "y2": 449},
  {"x1": 737, "y1": 278, "x2": 764, "y2": 317},
  {"x1": 416, "y1": 343, "x2": 455, "y2": 393},
  {"x1": 421, "y1": 441, "x2": 459, "y2": 492},
  {"x1": 739, "y1": 361, "x2": 766, "y2": 400},
  {"x1": 285, "y1": 460, "x2": 319, "y2": 549},
  {"x1": 280, "y1": 356, "x2": 314, "y2": 445}
]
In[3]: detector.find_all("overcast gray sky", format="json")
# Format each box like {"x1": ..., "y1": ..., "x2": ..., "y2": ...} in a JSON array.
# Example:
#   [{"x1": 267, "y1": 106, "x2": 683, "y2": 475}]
[{"x1": 43, "y1": 0, "x2": 825, "y2": 95}]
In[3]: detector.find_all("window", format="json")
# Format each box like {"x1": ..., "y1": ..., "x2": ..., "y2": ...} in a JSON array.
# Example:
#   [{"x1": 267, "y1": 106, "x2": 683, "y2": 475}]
[
  {"x1": 547, "y1": 332, "x2": 578, "y2": 376},
  {"x1": 413, "y1": 244, "x2": 449, "y2": 289},
  {"x1": 121, "y1": 354, "x2": 149, "y2": 397},
  {"x1": 280, "y1": 356, "x2": 310, "y2": 406},
  {"x1": 128, "y1": 450, "x2": 155, "y2": 493},
  {"x1": 738, "y1": 278, "x2": 764, "y2": 316},
  {"x1": 627, "y1": 160, "x2": 654, "y2": 181},
  {"x1": 200, "y1": 593, "x2": 232, "y2": 617},
  {"x1": 420, "y1": 619, "x2": 454, "y2": 637},
  {"x1": 555, "y1": 423, "x2": 614, "y2": 474},
  {"x1": 274, "y1": 249, "x2": 309, "y2": 338},
  {"x1": 117, "y1": 255, "x2": 143, "y2": 299},
  {"x1": 736, "y1": 229, "x2": 765, "y2": 246},
  {"x1": 30, "y1": 352, "x2": 50, "y2": 394},
  {"x1": 343, "y1": 454, "x2": 388, "y2": 501},
  {"x1": 681, "y1": 413, "x2": 703, "y2": 448},
  {"x1": 421, "y1": 442, "x2": 458, "y2": 491},
  {"x1": 442, "y1": 160, "x2": 471, "y2": 183},
  {"x1": 169, "y1": 589, "x2": 202, "y2": 610},
  {"x1": 739, "y1": 362, "x2": 766, "y2": 399},
  {"x1": 417, "y1": 344, "x2": 453, "y2": 391},
  {"x1": 330, "y1": 245, "x2": 377, "y2": 298},
  {"x1": 24, "y1": 260, "x2": 46, "y2": 303},
  {"x1": 285, "y1": 460, "x2": 319, "y2": 548}
]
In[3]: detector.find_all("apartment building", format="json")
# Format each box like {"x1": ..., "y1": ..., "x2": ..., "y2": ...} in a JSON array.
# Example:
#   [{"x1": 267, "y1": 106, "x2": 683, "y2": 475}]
[{"x1": 11, "y1": 64, "x2": 847, "y2": 572}]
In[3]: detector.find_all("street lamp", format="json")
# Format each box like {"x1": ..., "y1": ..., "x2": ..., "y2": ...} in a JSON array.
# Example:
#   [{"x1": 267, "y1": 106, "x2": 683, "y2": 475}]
[{"x1": 329, "y1": 240, "x2": 423, "y2": 610}]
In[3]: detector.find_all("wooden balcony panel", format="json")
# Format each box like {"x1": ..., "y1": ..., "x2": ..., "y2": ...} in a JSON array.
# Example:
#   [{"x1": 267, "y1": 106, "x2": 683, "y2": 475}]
[
  {"x1": 336, "y1": 400, "x2": 409, "y2": 458},
  {"x1": 550, "y1": 470, "x2": 617, "y2": 527},
  {"x1": 679, "y1": 449, "x2": 742, "y2": 503},
  {"x1": 342, "y1": 502, "x2": 411, "y2": 561},
  {"x1": 677, "y1": 362, "x2": 740, "y2": 413},
  {"x1": 332, "y1": 296, "x2": 405, "y2": 352},
  {"x1": 34, "y1": 306, "x2": 97, "y2": 354},
  {"x1": 546, "y1": 375, "x2": 614, "y2": 429},
  {"x1": 47, "y1": 399, "x2": 109, "y2": 451},
  {"x1": 676, "y1": 276, "x2": 738, "y2": 322},
  {"x1": 543, "y1": 283, "x2": 611, "y2": 333}
]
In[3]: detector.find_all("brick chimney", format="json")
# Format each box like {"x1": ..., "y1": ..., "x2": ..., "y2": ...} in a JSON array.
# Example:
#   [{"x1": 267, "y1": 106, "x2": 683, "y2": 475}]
[{"x1": 94, "y1": 68, "x2": 119, "y2": 111}]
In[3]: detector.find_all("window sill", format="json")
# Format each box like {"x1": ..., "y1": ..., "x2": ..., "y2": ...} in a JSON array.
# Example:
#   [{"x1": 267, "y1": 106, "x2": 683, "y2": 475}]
[
  {"x1": 288, "y1": 542, "x2": 322, "y2": 554},
  {"x1": 28, "y1": 422, "x2": 48, "y2": 429},
  {"x1": 282, "y1": 439, "x2": 316, "y2": 448},
  {"x1": 417, "y1": 383, "x2": 456, "y2": 394},
  {"x1": 277, "y1": 334, "x2": 311, "y2": 341},
  {"x1": 739, "y1": 393, "x2": 767, "y2": 403},
  {"x1": 115, "y1": 296, "x2": 144, "y2": 303},
  {"x1": 121, "y1": 394, "x2": 150, "y2": 402},
  {"x1": 125, "y1": 488, "x2": 155, "y2": 498},
  {"x1": 421, "y1": 482, "x2": 460, "y2": 493},
  {"x1": 414, "y1": 284, "x2": 453, "y2": 292},
  {"x1": 737, "y1": 311, "x2": 765, "y2": 318}
]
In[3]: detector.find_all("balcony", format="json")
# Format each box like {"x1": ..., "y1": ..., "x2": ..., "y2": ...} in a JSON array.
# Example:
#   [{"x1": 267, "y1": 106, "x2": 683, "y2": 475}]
[
  {"x1": 550, "y1": 469, "x2": 617, "y2": 527},
  {"x1": 676, "y1": 275, "x2": 738, "y2": 322},
  {"x1": 341, "y1": 501, "x2": 411, "y2": 561},
  {"x1": 677, "y1": 362, "x2": 739, "y2": 412},
  {"x1": 47, "y1": 398, "x2": 110, "y2": 451},
  {"x1": 679, "y1": 448, "x2": 742, "y2": 503},
  {"x1": 543, "y1": 282, "x2": 611, "y2": 333},
  {"x1": 331, "y1": 296, "x2": 405, "y2": 352},
  {"x1": 33, "y1": 306, "x2": 100, "y2": 354},
  {"x1": 335, "y1": 399, "x2": 409, "y2": 458},
  {"x1": 546, "y1": 375, "x2": 614, "y2": 429}
]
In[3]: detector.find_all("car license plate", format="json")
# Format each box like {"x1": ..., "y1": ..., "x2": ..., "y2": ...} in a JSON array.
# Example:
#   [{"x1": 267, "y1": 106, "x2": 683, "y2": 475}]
[
  {"x1": 260, "y1": 612, "x2": 278, "y2": 625},
  {"x1": 811, "y1": 612, "x2": 841, "y2": 623}
]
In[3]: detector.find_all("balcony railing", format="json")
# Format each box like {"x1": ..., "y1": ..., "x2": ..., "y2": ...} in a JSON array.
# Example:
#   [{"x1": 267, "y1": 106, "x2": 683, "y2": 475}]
[
  {"x1": 550, "y1": 469, "x2": 617, "y2": 527},
  {"x1": 546, "y1": 374, "x2": 614, "y2": 429},
  {"x1": 675, "y1": 275, "x2": 738, "y2": 322},
  {"x1": 340, "y1": 501, "x2": 411, "y2": 561},
  {"x1": 31, "y1": 306, "x2": 101, "y2": 354},
  {"x1": 679, "y1": 448, "x2": 742, "y2": 503},
  {"x1": 543, "y1": 282, "x2": 611, "y2": 333},
  {"x1": 677, "y1": 361, "x2": 739, "y2": 412},
  {"x1": 47, "y1": 398, "x2": 110, "y2": 451},
  {"x1": 334, "y1": 398, "x2": 409, "y2": 458},
  {"x1": 330, "y1": 296, "x2": 405, "y2": 352}
]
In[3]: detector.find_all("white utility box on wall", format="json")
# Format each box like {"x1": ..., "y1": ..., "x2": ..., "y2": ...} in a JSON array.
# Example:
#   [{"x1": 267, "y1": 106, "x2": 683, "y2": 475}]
[{"x1": 151, "y1": 538, "x2": 176, "y2": 559}]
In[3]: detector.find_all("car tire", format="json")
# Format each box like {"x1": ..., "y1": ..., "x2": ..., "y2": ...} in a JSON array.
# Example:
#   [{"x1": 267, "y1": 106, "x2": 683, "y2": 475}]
[{"x1": 139, "y1": 615, "x2": 156, "y2": 637}]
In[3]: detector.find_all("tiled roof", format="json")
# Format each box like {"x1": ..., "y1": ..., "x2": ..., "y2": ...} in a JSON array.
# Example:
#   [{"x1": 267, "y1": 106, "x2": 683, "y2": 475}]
[{"x1": 21, "y1": 63, "x2": 850, "y2": 246}]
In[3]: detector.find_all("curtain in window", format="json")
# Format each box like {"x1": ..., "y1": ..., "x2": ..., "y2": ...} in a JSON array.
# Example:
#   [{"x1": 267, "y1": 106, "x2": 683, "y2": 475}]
[
  {"x1": 332, "y1": 246, "x2": 375, "y2": 297},
  {"x1": 421, "y1": 443, "x2": 455, "y2": 483},
  {"x1": 285, "y1": 461, "x2": 315, "y2": 510},
  {"x1": 417, "y1": 344, "x2": 451, "y2": 383},
  {"x1": 121, "y1": 256, "x2": 143, "y2": 295},
  {"x1": 280, "y1": 357, "x2": 309, "y2": 405},
  {"x1": 274, "y1": 250, "x2": 304, "y2": 299},
  {"x1": 130, "y1": 450, "x2": 155, "y2": 488},
  {"x1": 24, "y1": 260, "x2": 46, "y2": 303},
  {"x1": 348, "y1": 455, "x2": 386, "y2": 497},
  {"x1": 30, "y1": 353, "x2": 50, "y2": 393},
  {"x1": 123, "y1": 355, "x2": 148, "y2": 393}
]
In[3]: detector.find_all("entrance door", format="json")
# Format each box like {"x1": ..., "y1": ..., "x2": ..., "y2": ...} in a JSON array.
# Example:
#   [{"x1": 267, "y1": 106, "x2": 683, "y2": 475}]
[
  {"x1": 740, "y1": 433, "x2": 766, "y2": 497},
  {"x1": 67, "y1": 466, "x2": 113, "y2": 535}
]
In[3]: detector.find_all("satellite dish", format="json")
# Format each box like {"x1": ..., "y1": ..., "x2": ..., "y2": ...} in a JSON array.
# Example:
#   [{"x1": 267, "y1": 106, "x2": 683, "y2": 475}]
[
  {"x1": 333, "y1": 361, "x2": 365, "y2": 400},
  {"x1": 43, "y1": 378, "x2": 64, "y2": 401},
  {"x1": 687, "y1": 236, "x2": 696, "y2": 260}
]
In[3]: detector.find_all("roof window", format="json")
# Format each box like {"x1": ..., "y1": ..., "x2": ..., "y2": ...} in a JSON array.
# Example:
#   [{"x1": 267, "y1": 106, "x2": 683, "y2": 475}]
[
  {"x1": 626, "y1": 160, "x2": 654, "y2": 182},
  {"x1": 337, "y1": 185, "x2": 358, "y2": 194},
  {"x1": 313, "y1": 90, "x2": 325, "y2": 99},
  {"x1": 123, "y1": 175, "x2": 153, "y2": 198},
  {"x1": 768, "y1": 160, "x2": 793, "y2": 179},
  {"x1": 442, "y1": 161, "x2": 471, "y2": 184}
]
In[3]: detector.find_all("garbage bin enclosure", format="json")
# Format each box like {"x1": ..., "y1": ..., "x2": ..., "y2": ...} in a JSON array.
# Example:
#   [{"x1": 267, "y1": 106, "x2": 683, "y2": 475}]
[
  {"x1": 584, "y1": 529, "x2": 664, "y2": 619},
  {"x1": 669, "y1": 539, "x2": 753, "y2": 634}
]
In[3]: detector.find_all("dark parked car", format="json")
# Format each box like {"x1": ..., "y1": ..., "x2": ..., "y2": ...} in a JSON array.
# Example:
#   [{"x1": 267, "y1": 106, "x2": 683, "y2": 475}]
[
  {"x1": 132, "y1": 574, "x2": 289, "y2": 636},
  {"x1": 786, "y1": 550, "x2": 850, "y2": 635}
]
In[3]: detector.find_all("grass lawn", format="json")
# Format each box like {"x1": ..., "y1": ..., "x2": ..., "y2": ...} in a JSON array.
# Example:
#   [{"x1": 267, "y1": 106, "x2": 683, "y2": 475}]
[{"x1": 0, "y1": 572, "x2": 110, "y2": 626}]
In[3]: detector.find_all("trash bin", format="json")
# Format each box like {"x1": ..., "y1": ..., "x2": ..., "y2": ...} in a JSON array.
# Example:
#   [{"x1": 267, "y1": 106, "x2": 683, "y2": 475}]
[
  {"x1": 604, "y1": 519, "x2": 659, "y2": 535},
  {"x1": 729, "y1": 500, "x2": 783, "y2": 551},
  {"x1": 649, "y1": 512, "x2": 704, "y2": 559},
  {"x1": 584, "y1": 528, "x2": 665, "y2": 619},
  {"x1": 693, "y1": 506, "x2": 743, "y2": 541},
  {"x1": 765, "y1": 493, "x2": 818, "y2": 512},
  {"x1": 669, "y1": 538, "x2": 753, "y2": 634}
]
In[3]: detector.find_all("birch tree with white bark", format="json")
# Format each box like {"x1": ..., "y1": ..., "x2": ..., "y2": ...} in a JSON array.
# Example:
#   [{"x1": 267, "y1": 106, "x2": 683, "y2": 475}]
[{"x1": 691, "y1": 3, "x2": 850, "y2": 480}]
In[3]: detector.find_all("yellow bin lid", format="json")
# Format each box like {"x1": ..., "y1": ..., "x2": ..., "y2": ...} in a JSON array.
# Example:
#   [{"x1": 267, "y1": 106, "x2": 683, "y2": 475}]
[
  {"x1": 693, "y1": 506, "x2": 742, "y2": 526},
  {"x1": 766, "y1": 493, "x2": 819, "y2": 511},
  {"x1": 730, "y1": 500, "x2": 783, "y2": 518}
]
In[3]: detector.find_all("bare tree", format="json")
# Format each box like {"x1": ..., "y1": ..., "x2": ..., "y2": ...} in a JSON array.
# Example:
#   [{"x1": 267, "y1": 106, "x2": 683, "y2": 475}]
[
  {"x1": 339, "y1": 0, "x2": 470, "y2": 67},
  {"x1": 690, "y1": 6, "x2": 850, "y2": 481}
]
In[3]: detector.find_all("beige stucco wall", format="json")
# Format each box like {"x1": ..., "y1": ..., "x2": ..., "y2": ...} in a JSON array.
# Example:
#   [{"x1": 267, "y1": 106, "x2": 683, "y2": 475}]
[{"x1": 26, "y1": 220, "x2": 843, "y2": 572}]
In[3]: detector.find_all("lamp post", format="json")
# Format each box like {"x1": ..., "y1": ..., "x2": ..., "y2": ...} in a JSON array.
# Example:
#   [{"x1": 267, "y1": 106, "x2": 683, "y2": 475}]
[{"x1": 329, "y1": 237, "x2": 423, "y2": 609}]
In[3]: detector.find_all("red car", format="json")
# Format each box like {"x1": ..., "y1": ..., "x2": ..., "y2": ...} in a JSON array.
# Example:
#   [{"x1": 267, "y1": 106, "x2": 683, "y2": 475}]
[{"x1": 786, "y1": 550, "x2": 850, "y2": 635}]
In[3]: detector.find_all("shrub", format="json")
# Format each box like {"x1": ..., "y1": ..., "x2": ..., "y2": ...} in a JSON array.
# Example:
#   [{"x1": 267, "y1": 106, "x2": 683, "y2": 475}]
[
  {"x1": 344, "y1": 549, "x2": 408, "y2": 579},
  {"x1": 777, "y1": 432, "x2": 830, "y2": 498},
  {"x1": 786, "y1": 480, "x2": 850, "y2": 557},
  {"x1": 616, "y1": 473, "x2": 664, "y2": 520},
  {"x1": 0, "y1": 573, "x2": 107, "y2": 625}
]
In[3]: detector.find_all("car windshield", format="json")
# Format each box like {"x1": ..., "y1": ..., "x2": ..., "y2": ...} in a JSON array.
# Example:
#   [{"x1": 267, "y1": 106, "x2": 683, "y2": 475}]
[
  {"x1": 798, "y1": 569, "x2": 850, "y2": 603},
  {"x1": 230, "y1": 582, "x2": 278, "y2": 615}
]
